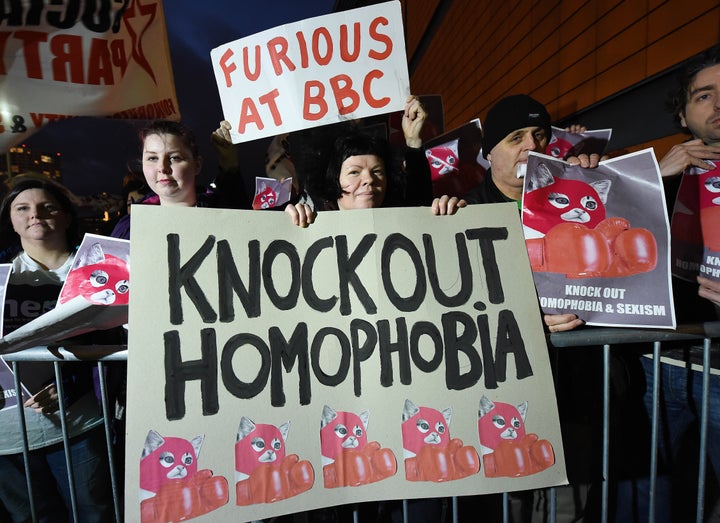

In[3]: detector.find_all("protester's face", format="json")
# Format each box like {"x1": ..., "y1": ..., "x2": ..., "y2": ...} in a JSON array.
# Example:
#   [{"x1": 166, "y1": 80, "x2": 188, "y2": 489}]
[
  {"x1": 142, "y1": 133, "x2": 201, "y2": 206},
  {"x1": 10, "y1": 188, "x2": 71, "y2": 245},
  {"x1": 681, "y1": 63, "x2": 720, "y2": 146},
  {"x1": 336, "y1": 154, "x2": 387, "y2": 210},
  {"x1": 487, "y1": 126, "x2": 547, "y2": 199}
]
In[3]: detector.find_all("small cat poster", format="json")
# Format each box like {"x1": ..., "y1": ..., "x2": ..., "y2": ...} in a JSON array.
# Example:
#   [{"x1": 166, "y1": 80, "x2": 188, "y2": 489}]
[
  {"x1": 252, "y1": 177, "x2": 292, "y2": 210},
  {"x1": 126, "y1": 204, "x2": 568, "y2": 522},
  {"x1": 544, "y1": 126, "x2": 612, "y2": 160},
  {"x1": 423, "y1": 119, "x2": 485, "y2": 198},
  {"x1": 670, "y1": 161, "x2": 720, "y2": 283},
  {"x1": 522, "y1": 149, "x2": 675, "y2": 328},
  {"x1": 0, "y1": 234, "x2": 130, "y2": 355}
]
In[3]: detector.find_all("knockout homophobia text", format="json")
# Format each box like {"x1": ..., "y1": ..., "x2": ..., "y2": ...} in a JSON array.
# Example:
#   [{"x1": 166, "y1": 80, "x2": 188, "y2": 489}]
[{"x1": 161, "y1": 228, "x2": 535, "y2": 421}]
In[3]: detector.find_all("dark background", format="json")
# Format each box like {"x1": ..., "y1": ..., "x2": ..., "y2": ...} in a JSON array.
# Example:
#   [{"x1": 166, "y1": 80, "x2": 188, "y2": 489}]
[{"x1": 22, "y1": 1, "x2": 337, "y2": 198}]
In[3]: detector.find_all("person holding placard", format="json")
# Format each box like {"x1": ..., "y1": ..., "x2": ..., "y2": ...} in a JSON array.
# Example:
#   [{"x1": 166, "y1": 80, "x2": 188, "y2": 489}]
[
  {"x1": 285, "y1": 95, "x2": 464, "y2": 227},
  {"x1": 0, "y1": 178, "x2": 113, "y2": 523},
  {"x1": 112, "y1": 119, "x2": 250, "y2": 239},
  {"x1": 615, "y1": 44, "x2": 720, "y2": 523}
]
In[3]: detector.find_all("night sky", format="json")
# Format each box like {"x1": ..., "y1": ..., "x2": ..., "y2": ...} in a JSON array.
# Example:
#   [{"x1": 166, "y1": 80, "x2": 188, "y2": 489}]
[{"x1": 24, "y1": 1, "x2": 336, "y2": 197}]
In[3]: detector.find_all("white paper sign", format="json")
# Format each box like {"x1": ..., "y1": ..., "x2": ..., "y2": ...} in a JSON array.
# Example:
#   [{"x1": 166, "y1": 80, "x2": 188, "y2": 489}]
[{"x1": 210, "y1": 1, "x2": 410, "y2": 143}]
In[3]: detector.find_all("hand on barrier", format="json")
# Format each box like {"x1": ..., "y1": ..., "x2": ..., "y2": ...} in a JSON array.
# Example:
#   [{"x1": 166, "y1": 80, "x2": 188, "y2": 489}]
[{"x1": 236, "y1": 454, "x2": 314, "y2": 505}]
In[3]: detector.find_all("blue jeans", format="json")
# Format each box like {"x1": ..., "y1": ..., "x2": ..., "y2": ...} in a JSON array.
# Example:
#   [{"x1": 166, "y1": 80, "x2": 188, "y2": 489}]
[
  {"x1": 615, "y1": 356, "x2": 720, "y2": 522},
  {"x1": 0, "y1": 427, "x2": 114, "y2": 523}
]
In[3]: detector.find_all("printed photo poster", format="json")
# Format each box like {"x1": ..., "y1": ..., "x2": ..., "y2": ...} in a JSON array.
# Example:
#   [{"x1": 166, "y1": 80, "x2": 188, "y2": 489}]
[
  {"x1": 544, "y1": 126, "x2": 612, "y2": 161},
  {"x1": 252, "y1": 177, "x2": 293, "y2": 210},
  {"x1": 0, "y1": 264, "x2": 22, "y2": 411},
  {"x1": 423, "y1": 119, "x2": 485, "y2": 198},
  {"x1": 522, "y1": 149, "x2": 675, "y2": 328},
  {"x1": 125, "y1": 204, "x2": 568, "y2": 523},
  {"x1": 670, "y1": 161, "x2": 720, "y2": 282},
  {"x1": 0, "y1": 0, "x2": 179, "y2": 152},
  {"x1": 0, "y1": 234, "x2": 130, "y2": 355},
  {"x1": 211, "y1": 1, "x2": 410, "y2": 143}
]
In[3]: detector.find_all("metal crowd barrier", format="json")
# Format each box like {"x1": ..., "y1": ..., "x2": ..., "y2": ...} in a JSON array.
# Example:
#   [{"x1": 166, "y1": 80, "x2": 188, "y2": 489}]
[{"x1": 2, "y1": 322, "x2": 718, "y2": 523}]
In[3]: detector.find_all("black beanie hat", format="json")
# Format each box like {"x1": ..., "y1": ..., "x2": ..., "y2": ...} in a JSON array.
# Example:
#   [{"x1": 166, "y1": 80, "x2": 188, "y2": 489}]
[{"x1": 481, "y1": 94, "x2": 551, "y2": 159}]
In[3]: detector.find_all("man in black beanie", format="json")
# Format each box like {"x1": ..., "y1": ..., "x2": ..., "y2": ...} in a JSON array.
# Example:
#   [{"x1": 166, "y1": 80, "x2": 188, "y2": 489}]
[{"x1": 463, "y1": 94, "x2": 551, "y2": 205}]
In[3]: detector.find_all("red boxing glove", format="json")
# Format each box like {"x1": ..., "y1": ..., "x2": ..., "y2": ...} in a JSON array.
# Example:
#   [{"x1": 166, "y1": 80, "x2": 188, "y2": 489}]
[
  {"x1": 236, "y1": 455, "x2": 314, "y2": 506},
  {"x1": 527, "y1": 219, "x2": 657, "y2": 278},
  {"x1": 483, "y1": 434, "x2": 555, "y2": 478},
  {"x1": 526, "y1": 222, "x2": 611, "y2": 277},
  {"x1": 701, "y1": 205, "x2": 720, "y2": 252},
  {"x1": 596, "y1": 218, "x2": 657, "y2": 276},
  {"x1": 141, "y1": 470, "x2": 229, "y2": 523},
  {"x1": 323, "y1": 442, "x2": 397, "y2": 488},
  {"x1": 404, "y1": 439, "x2": 479, "y2": 482}
]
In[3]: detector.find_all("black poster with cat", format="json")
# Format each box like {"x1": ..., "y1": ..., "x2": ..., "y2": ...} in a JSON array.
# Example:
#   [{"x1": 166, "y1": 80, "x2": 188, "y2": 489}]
[{"x1": 522, "y1": 149, "x2": 675, "y2": 328}]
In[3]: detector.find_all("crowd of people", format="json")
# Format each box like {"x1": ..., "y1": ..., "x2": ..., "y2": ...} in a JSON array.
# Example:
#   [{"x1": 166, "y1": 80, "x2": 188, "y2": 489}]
[{"x1": 0, "y1": 40, "x2": 718, "y2": 522}]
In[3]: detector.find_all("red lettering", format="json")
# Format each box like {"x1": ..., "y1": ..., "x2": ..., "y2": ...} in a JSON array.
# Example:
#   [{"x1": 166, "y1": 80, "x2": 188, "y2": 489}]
[
  {"x1": 303, "y1": 80, "x2": 328, "y2": 121},
  {"x1": 368, "y1": 16, "x2": 392, "y2": 60},
  {"x1": 258, "y1": 89, "x2": 282, "y2": 126},
  {"x1": 238, "y1": 98, "x2": 264, "y2": 134},
  {"x1": 220, "y1": 48, "x2": 237, "y2": 88},
  {"x1": 0, "y1": 113, "x2": 4, "y2": 133},
  {"x1": 329, "y1": 74, "x2": 359, "y2": 115},
  {"x1": 363, "y1": 70, "x2": 389, "y2": 108},
  {"x1": 267, "y1": 36, "x2": 295, "y2": 76},
  {"x1": 295, "y1": 31, "x2": 309, "y2": 68},
  {"x1": 312, "y1": 27, "x2": 333, "y2": 66},
  {"x1": 14, "y1": 30, "x2": 47, "y2": 79},
  {"x1": 0, "y1": 32, "x2": 11, "y2": 74},
  {"x1": 110, "y1": 39, "x2": 127, "y2": 75},
  {"x1": 243, "y1": 45, "x2": 261, "y2": 81},
  {"x1": 30, "y1": 113, "x2": 44, "y2": 126},
  {"x1": 50, "y1": 34, "x2": 84, "y2": 83},
  {"x1": 339, "y1": 23, "x2": 360, "y2": 63},
  {"x1": 87, "y1": 38, "x2": 113, "y2": 85}
]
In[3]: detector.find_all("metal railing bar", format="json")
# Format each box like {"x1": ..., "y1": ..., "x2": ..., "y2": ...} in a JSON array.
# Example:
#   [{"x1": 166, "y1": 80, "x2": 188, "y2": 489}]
[
  {"x1": 54, "y1": 361, "x2": 79, "y2": 522},
  {"x1": 696, "y1": 337, "x2": 711, "y2": 523},
  {"x1": 97, "y1": 360, "x2": 122, "y2": 522},
  {"x1": 11, "y1": 362, "x2": 37, "y2": 523}
]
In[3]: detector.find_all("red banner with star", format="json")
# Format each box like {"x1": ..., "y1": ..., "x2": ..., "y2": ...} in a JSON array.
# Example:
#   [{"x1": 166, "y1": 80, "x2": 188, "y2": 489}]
[{"x1": 0, "y1": 0, "x2": 179, "y2": 153}]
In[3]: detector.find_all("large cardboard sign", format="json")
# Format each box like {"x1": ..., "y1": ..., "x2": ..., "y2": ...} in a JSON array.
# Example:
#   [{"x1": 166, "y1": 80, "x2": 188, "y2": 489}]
[
  {"x1": 522, "y1": 149, "x2": 675, "y2": 328},
  {"x1": 125, "y1": 204, "x2": 567, "y2": 522},
  {"x1": 211, "y1": 1, "x2": 410, "y2": 143},
  {"x1": 0, "y1": 0, "x2": 179, "y2": 153}
]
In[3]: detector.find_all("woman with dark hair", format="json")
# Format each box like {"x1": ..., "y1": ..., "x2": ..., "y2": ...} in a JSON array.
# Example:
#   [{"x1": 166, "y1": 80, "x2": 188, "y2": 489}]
[
  {"x1": 286, "y1": 96, "x2": 464, "y2": 226},
  {"x1": 0, "y1": 178, "x2": 113, "y2": 522}
]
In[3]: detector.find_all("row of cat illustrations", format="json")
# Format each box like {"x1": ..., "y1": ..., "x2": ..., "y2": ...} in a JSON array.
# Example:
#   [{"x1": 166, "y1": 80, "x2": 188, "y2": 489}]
[{"x1": 138, "y1": 396, "x2": 555, "y2": 523}]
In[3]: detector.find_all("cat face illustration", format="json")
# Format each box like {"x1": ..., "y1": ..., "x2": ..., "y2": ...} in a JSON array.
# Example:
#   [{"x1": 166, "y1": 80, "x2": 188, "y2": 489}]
[
  {"x1": 320, "y1": 405, "x2": 368, "y2": 461},
  {"x1": 235, "y1": 417, "x2": 289, "y2": 476},
  {"x1": 698, "y1": 161, "x2": 720, "y2": 208},
  {"x1": 477, "y1": 395, "x2": 527, "y2": 451},
  {"x1": 545, "y1": 137, "x2": 573, "y2": 159},
  {"x1": 60, "y1": 243, "x2": 129, "y2": 305},
  {"x1": 425, "y1": 139, "x2": 459, "y2": 180},
  {"x1": 524, "y1": 163, "x2": 611, "y2": 233},
  {"x1": 401, "y1": 399, "x2": 451, "y2": 455},
  {"x1": 253, "y1": 183, "x2": 278, "y2": 210},
  {"x1": 140, "y1": 430, "x2": 203, "y2": 494}
]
